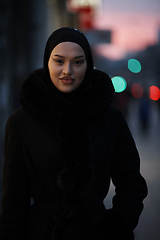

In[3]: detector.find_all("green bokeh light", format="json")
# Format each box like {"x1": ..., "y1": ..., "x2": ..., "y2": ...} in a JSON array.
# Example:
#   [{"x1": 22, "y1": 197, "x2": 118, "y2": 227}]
[
  {"x1": 111, "y1": 76, "x2": 127, "y2": 93},
  {"x1": 128, "y1": 59, "x2": 141, "y2": 73}
]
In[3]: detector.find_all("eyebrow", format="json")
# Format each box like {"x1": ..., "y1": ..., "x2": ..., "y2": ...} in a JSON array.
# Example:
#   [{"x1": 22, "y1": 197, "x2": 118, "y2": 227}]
[{"x1": 53, "y1": 54, "x2": 85, "y2": 59}]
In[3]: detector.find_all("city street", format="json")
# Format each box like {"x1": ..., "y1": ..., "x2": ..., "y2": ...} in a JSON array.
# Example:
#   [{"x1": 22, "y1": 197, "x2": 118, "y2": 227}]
[{"x1": 104, "y1": 99, "x2": 160, "y2": 239}]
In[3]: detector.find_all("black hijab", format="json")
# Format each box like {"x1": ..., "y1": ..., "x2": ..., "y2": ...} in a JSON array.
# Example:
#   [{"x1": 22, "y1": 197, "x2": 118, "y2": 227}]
[{"x1": 43, "y1": 27, "x2": 94, "y2": 99}]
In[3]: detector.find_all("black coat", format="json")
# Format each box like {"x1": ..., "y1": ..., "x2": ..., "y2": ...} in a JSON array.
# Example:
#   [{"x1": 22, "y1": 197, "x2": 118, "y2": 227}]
[{"x1": 0, "y1": 69, "x2": 147, "y2": 240}]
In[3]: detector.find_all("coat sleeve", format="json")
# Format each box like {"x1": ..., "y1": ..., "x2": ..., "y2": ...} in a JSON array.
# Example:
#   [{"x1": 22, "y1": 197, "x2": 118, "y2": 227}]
[
  {"x1": 0, "y1": 115, "x2": 30, "y2": 240},
  {"x1": 100, "y1": 110, "x2": 148, "y2": 239}
]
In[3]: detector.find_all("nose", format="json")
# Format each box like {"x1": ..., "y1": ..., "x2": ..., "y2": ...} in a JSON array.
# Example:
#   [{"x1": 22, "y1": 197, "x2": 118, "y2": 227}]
[{"x1": 63, "y1": 62, "x2": 73, "y2": 75}]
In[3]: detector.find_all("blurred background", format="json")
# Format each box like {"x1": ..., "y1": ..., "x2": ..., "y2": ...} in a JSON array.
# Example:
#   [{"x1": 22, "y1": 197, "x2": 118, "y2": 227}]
[{"x1": 0, "y1": 0, "x2": 160, "y2": 239}]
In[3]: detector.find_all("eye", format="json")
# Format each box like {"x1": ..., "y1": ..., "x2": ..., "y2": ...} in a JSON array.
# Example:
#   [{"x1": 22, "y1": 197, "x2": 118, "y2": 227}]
[
  {"x1": 74, "y1": 60, "x2": 84, "y2": 66},
  {"x1": 53, "y1": 59, "x2": 64, "y2": 64}
]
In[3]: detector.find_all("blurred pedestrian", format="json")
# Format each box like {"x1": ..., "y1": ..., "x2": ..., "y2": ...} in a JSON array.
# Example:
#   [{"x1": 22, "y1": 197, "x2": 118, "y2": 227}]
[{"x1": 0, "y1": 27, "x2": 147, "y2": 240}]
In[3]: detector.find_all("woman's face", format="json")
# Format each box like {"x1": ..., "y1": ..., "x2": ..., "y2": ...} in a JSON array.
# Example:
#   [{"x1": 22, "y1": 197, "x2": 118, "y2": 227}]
[{"x1": 48, "y1": 42, "x2": 87, "y2": 93}]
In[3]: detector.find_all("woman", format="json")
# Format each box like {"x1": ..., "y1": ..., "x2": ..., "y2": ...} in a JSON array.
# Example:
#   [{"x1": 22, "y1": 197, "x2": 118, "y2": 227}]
[{"x1": 0, "y1": 27, "x2": 147, "y2": 240}]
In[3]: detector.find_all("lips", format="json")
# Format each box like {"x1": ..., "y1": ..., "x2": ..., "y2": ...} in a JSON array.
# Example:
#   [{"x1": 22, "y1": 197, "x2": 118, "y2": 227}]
[{"x1": 60, "y1": 77, "x2": 75, "y2": 84}]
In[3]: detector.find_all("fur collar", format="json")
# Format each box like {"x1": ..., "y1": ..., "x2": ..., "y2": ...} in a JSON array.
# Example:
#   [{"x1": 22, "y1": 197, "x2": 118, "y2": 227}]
[{"x1": 19, "y1": 68, "x2": 114, "y2": 120}]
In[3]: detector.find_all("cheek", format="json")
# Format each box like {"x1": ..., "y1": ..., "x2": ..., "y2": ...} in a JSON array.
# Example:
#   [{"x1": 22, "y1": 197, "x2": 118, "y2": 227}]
[
  {"x1": 77, "y1": 65, "x2": 87, "y2": 80},
  {"x1": 48, "y1": 63, "x2": 60, "y2": 80}
]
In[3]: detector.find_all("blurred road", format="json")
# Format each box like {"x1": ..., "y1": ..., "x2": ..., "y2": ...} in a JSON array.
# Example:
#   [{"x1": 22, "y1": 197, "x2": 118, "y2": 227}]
[{"x1": 104, "y1": 99, "x2": 160, "y2": 240}]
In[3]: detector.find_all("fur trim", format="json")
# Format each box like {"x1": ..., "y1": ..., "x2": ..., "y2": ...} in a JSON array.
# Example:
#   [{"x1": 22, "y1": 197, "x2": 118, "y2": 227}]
[
  {"x1": 19, "y1": 69, "x2": 70, "y2": 118},
  {"x1": 19, "y1": 68, "x2": 114, "y2": 119}
]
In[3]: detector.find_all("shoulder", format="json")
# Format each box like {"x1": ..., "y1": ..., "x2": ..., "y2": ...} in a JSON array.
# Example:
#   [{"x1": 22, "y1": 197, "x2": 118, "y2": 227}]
[
  {"x1": 7, "y1": 107, "x2": 28, "y2": 122},
  {"x1": 100, "y1": 104, "x2": 132, "y2": 139},
  {"x1": 92, "y1": 104, "x2": 128, "y2": 137},
  {"x1": 5, "y1": 107, "x2": 29, "y2": 132},
  {"x1": 109, "y1": 105, "x2": 131, "y2": 130},
  {"x1": 104, "y1": 104, "x2": 126, "y2": 124},
  {"x1": 107, "y1": 105, "x2": 135, "y2": 146},
  {"x1": 107, "y1": 104, "x2": 123, "y2": 117}
]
